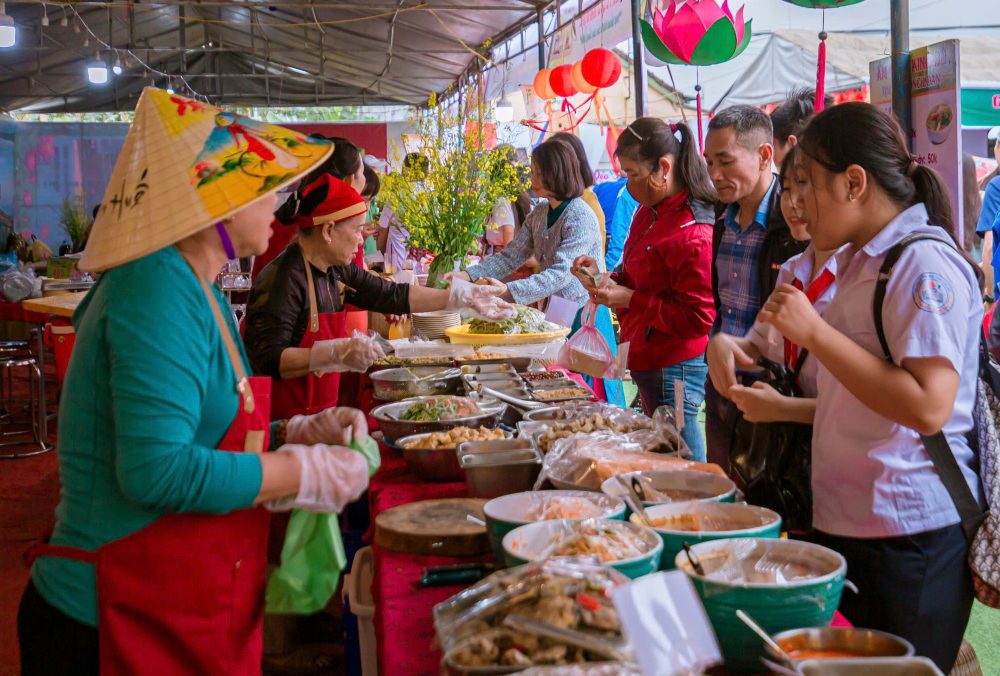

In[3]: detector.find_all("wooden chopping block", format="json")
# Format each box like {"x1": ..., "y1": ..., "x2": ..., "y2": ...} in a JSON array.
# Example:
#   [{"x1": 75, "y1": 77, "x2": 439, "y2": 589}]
[{"x1": 375, "y1": 498, "x2": 489, "y2": 556}]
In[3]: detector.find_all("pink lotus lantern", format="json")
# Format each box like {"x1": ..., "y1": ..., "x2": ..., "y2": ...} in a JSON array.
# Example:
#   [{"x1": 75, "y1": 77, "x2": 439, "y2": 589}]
[{"x1": 641, "y1": 0, "x2": 753, "y2": 150}]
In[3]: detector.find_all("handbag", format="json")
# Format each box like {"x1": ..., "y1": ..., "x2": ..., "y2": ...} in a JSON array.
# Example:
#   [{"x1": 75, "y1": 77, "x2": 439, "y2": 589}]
[{"x1": 728, "y1": 355, "x2": 813, "y2": 532}]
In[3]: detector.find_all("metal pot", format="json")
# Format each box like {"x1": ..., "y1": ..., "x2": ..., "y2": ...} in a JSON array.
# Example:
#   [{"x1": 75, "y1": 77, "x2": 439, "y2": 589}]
[
  {"x1": 395, "y1": 430, "x2": 512, "y2": 482},
  {"x1": 766, "y1": 627, "x2": 915, "y2": 665},
  {"x1": 371, "y1": 395, "x2": 507, "y2": 444},
  {"x1": 370, "y1": 367, "x2": 462, "y2": 402}
]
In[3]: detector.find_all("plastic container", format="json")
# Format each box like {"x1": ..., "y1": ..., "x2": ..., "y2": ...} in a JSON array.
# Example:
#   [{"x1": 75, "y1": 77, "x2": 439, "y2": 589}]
[
  {"x1": 675, "y1": 538, "x2": 846, "y2": 672},
  {"x1": 345, "y1": 547, "x2": 378, "y2": 676},
  {"x1": 796, "y1": 657, "x2": 943, "y2": 675},
  {"x1": 635, "y1": 502, "x2": 781, "y2": 570}
]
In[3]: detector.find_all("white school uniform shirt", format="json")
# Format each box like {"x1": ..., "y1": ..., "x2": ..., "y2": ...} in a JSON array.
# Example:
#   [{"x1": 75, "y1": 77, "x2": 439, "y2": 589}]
[
  {"x1": 747, "y1": 245, "x2": 843, "y2": 398},
  {"x1": 812, "y1": 203, "x2": 983, "y2": 538},
  {"x1": 377, "y1": 205, "x2": 410, "y2": 272}
]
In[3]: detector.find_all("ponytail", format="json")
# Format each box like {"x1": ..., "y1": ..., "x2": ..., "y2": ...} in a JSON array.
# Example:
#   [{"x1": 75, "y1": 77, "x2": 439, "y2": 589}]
[
  {"x1": 274, "y1": 190, "x2": 303, "y2": 225},
  {"x1": 673, "y1": 122, "x2": 717, "y2": 204},
  {"x1": 910, "y1": 163, "x2": 956, "y2": 244},
  {"x1": 615, "y1": 117, "x2": 716, "y2": 203},
  {"x1": 273, "y1": 177, "x2": 331, "y2": 227}
]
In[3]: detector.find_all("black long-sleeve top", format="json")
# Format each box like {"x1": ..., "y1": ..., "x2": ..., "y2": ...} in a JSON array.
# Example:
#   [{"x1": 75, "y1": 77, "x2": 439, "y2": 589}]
[{"x1": 244, "y1": 241, "x2": 410, "y2": 378}]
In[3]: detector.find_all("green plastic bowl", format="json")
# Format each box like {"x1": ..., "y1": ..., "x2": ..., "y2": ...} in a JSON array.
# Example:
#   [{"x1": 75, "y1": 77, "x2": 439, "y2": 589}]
[
  {"x1": 600, "y1": 470, "x2": 736, "y2": 519},
  {"x1": 675, "y1": 538, "x2": 846, "y2": 672},
  {"x1": 483, "y1": 490, "x2": 626, "y2": 564},
  {"x1": 502, "y1": 519, "x2": 662, "y2": 579},
  {"x1": 633, "y1": 502, "x2": 781, "y2": 571}
]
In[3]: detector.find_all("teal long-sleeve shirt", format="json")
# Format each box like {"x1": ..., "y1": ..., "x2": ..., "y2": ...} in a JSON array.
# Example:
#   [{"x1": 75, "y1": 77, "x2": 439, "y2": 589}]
[{"x1": 32, "y1": 246, "x2": 264, "y2": 627}]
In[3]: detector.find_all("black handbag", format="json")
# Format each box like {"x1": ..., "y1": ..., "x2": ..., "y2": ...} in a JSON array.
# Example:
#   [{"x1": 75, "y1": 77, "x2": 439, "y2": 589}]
[{"x1": 728, "y1": 355, "x2": 813, "y2": 532}]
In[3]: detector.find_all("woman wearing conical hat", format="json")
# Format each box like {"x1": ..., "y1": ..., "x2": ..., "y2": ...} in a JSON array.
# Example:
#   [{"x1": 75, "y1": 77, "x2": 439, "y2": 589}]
[{"x1": 17, "y1": 89, "x2": 376, "y2": 676}]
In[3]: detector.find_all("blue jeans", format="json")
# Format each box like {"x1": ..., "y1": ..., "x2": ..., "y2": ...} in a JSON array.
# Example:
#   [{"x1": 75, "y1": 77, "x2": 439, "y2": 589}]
[{"x1": 631, "y1": 357, "x2": 708, "y2": 462}]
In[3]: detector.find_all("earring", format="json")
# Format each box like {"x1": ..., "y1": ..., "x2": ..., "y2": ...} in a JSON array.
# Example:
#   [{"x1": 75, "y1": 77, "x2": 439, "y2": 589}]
[{"x1": 848, "y1": 193, "x2": 855, "y2": 201}]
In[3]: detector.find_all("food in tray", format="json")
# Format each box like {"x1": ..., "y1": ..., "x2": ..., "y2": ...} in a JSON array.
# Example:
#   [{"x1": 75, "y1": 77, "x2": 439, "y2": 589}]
[
  {"x1": 524, "y1": 496, "x2": 606, "y2": 521},
  {"x1": 533, "y1": 387, "x2": 591, "y2": 401},
  {"x1": 439, "y1": 562, "x2": 626, "y2": 668},
  {"x1": 592, "y1": 453, "x2": 727, "y2": 481},
  {"x1": 374, "y1": 355, "x2": 450, "y2": 366},
  {"x1": 467, "y1": 304, "x2": 562, "y2": 335},
  {"x1": 397, "y1": 396, "x2": 480, "y2": 422},
  {"x1": 642, "y1": 488, "x2": 712, "y2": 503},
  {"x1": 648, "y1": 512, "x2": 751, "y2": 532},
  {"x1": 534, "y1": 413, "x2": 653, "y2": 453},
  {"x1": 521, "y1": 371, "x2": 567, "y2": 382},
  {"x1": 546, "y1": 522, "x2": 651, "y2": 563},
  {"x1": 402, "y1": 426, "x2": 506, "y2": 449}
]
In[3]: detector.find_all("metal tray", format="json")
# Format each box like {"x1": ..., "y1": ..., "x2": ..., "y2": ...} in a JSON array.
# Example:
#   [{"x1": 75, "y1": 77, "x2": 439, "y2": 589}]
[
  {"x1": 525, "y1": 377, "x2": 577, "y2": 391},
  {"x1": 458, "y1": 441, "x2": 542, "y2": 499},
  {"x1": 530, "y1": 388, "x2": 594, "y2": 403},
  {"x1": 461, "y1": 363, "x2": 518, "y2": 375}
]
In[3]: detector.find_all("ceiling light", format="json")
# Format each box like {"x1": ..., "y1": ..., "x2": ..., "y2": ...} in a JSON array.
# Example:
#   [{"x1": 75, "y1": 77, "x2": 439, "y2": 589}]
[
  {"x1": 83, "y1": 34, "x2": 89, "y2": 47},
  {"x1": 86, "y1": 54, "x2": 108, "y2": 84},
  {"x1": 0, "y1": 2, "x2": 15, "y2": 48},
  {"x1": 73, "y1": 18, "x2": 79, "y2": 33},
  {"x1": 166, "y1": 80, "x2": 175, "y2": 94},
  {"x1": 112, "y1": 54, "x2": 122, "y2": 75},
  {"x1": 494, "y1": 102, "x2": 514, "y2": 123},
  {"x1": 41, "y1": 4, "x2": 48, "y2": 27},
  {"x1": 59, "y1": 9, "x2": 67, "y2": 27}
]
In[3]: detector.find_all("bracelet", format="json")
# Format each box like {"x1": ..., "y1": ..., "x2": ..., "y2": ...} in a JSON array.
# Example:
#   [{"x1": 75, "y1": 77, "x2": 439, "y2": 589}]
[{"x1": 273, "y1": 419, "x2": 289, "y2": 448}]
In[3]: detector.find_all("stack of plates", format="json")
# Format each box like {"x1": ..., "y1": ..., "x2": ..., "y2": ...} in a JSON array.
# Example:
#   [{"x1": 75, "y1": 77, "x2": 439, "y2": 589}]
[{"x1": 411, "y1": 311, "x2": 461, "y2": 339}]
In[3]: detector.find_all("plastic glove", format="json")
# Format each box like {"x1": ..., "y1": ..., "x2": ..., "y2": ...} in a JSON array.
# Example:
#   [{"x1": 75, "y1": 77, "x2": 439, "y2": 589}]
[
  {"x1": 446, "y1": 277, "x2": 516, "y2": 321},
  {"x1": 265, "y1": 443, "x2": 369, "y2": 513},
  {"x1": 286, "y1": 407, "x2": 369, "y2": 446},
  {"x1": 308, "y1": 330, "x2": 385, "y2": 374}
]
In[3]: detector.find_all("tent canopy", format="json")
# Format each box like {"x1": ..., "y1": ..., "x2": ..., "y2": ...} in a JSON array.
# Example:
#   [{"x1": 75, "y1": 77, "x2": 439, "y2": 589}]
[
  {"x1": 0, "y1": 0, "x2": 543, "y2": 113},
  {"x1": 707, "y1": 30, "x2": 1000, "y2": 117}
]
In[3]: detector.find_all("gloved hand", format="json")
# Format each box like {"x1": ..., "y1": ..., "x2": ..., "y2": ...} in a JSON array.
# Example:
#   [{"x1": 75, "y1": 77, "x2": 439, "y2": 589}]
[
  {"x1": 446, "y1": 277, "x2": 516, "y2": 321},
  {"x1": 286, "y1": 407, "x2": 368, "y2": 446},
  {"x1": 265, "y1": 443, "x2": 369, "y2": 513},
  {"x1": 309, "y1": 330, "x2": 385, "y2": 374}
]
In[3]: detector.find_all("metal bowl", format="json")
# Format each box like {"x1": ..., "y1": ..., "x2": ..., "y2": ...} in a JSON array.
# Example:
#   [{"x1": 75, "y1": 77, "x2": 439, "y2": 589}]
[
  {"x1": 396, "y1": 430, "x2": 512, "y2": 482},
  {"x1": 520, "y1": 406, "x2": 564, "y2": 422},
  {"x1": 371, "y1": 395, "x2": 507, "y2": 443},
  {"x1": 767, "y1": 627, "x2": 915, "y2": 664},
  {"x1": 369, "y1": 366, "x2": 462, "y2": 402}
]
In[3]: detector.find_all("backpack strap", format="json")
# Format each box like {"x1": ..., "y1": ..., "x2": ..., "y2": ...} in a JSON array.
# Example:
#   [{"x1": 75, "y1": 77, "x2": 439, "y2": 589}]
[{"x1": 872, "y1": 233, "x2": 985, "y2": 542}]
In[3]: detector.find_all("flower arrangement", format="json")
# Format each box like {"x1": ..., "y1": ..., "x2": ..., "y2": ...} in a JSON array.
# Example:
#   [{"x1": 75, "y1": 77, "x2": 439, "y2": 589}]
[
  {"x1": 380, "y1": 93, "x2": 527, "y2": 287},
  {"x1": 60, "y1": 194, "x2": 92, "y2": 253}
]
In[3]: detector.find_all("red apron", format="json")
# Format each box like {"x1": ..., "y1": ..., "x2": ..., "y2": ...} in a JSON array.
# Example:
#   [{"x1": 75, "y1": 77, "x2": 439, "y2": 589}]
[
  {"x1": 32, "y1": 280, "x2": 272, "y2": 676},
  {"x1": 271, "y1": 250, "x2": 347, "y2": 419}
]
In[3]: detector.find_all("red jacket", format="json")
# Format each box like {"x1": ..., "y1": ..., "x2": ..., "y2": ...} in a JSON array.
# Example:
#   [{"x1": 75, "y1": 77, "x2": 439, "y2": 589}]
[{"x1": 612, "y1": 190, "x2": 716, "y2": 371}]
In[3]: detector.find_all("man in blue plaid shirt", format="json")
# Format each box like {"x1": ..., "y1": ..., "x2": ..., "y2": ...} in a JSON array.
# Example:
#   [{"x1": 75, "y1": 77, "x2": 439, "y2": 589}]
[{"x1": 702, "y1": 106, "x2": 807, "y2": 472}]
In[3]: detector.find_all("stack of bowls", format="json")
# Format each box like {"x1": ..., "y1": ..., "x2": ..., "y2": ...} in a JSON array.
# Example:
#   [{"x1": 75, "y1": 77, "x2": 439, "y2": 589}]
[
  {"x1": 411, "y1": 311, "x2": 461, "y2": 339},
  {"x1": 675, "y1": 538, "x2": 847, "y2": 672}
]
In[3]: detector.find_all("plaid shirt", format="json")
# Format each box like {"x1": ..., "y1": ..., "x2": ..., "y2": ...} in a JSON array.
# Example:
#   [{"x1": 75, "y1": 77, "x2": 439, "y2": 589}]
[{"x1": 714, "y1": 179, "x2": 776, "y2": 336}]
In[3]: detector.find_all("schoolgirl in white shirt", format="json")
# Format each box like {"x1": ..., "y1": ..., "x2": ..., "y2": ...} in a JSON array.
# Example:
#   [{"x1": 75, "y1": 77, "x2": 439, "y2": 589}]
[{"x1": 758, "y1": 102, "x2": 982, "y2": 673}]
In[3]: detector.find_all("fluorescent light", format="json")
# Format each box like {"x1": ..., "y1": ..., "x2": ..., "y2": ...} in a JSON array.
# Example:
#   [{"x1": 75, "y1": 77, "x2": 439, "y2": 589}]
[
  {"x1": 494, "y1": 102, "x2": 514, "y2": 123},
  {"x1": 87, "y1": 57, "x2": 108, "y2": 84},
  {"x1": 0, "y1": 3, "x2": 15, "y2": 48}
]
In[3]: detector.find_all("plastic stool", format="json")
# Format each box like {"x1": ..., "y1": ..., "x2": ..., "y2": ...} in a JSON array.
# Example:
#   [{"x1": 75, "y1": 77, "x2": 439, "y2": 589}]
[{"x1": 0, "y1": 355, "x2": 52, "y2": 458}]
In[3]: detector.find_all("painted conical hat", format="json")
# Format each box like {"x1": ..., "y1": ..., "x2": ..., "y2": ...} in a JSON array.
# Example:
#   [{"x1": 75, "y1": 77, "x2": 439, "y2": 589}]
[{"x1": 80, "y1": 87, "x2": 333, "y2": 272}]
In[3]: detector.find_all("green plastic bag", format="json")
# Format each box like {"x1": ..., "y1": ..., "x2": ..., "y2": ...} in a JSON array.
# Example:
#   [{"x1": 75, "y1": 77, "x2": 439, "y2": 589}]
[{"x1": 265, "y1": 435, "x2": 380, "y2": 614}]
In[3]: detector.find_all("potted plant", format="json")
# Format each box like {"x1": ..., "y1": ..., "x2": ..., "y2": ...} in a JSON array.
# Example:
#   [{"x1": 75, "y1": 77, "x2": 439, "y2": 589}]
[
  {"x1": 60, "y1": 194, "x2": 91, "y2": 253},
  {"x1": 381, "y1": 93, "x2": 526, "y2": 288}
]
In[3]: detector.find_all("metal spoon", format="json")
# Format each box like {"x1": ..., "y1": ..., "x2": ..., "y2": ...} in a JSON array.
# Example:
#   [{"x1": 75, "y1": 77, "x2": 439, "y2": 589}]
[
  {"x1": 736, "y1": 609, "x2": 794, "y2": 666},
  {"x1": 615, "y1": 474, "x2": 653, "y2": 526}
]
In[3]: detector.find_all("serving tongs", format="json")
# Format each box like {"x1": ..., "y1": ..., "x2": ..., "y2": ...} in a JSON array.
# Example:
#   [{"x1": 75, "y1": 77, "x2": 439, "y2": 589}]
[
  {"x1": 502, "y1": 614, "x2": 630, "y2": 662},
  {"x1": 615, "y1": 475, "x2": 653, "y2": 527},
  {"x1": 476, "y1": 383, "x2": 546, "y2": 410}
]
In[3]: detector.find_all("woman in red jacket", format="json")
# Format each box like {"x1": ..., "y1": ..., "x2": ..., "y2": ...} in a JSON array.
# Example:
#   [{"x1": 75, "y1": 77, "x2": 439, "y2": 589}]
[{"x1": 574, "y1": 118, "x2": 717, "y2": 460}]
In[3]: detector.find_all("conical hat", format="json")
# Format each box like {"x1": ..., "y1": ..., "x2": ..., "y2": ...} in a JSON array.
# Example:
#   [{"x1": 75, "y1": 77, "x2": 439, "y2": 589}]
[{"x1": 80, "y1": 87, "x2": 333, "y2": 272}]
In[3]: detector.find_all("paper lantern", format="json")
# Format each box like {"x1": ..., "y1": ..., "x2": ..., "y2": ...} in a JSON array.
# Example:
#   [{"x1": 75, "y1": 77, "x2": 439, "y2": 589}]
[
  {"x1": 783, "y1": 0, "x2": 864, "y2": 6},
  {"x1": 640, "y1": 0, "x2": 752, "y2": 66},
  {"x1": 571, "y1": 61, "x2": 598, "y2": 94},
  {"x1": 549, "y1": 64, "x2": 577, "y2": 98},
  {"x1": 581, "y1": 48, "x2": 621, "y2": 89},
  {"x1": 533, "y1": 68, "x2": 555, "y2": 100}
]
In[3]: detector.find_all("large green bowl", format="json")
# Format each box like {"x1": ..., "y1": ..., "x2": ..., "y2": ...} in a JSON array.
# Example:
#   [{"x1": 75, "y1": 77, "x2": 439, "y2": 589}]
[
  {"x1": 502, "y1": 519, "x2": 662, "y2": 579},
  {"x1": 600, "y1": 470, "x2": 736, "y2": 519},
  {"x1": 634, "y1": 502, "x2": 781, "y2": 571},
  {"x1": 483, "y1": 490, "x2": 626, "y2": 564},
  {"x1": 675, "y1": 538, "x2": 846, "y2": 672}
]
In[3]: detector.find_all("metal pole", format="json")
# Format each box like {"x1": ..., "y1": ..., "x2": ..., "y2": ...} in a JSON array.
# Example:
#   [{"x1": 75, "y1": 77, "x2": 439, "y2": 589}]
[
  {"x1": 890, "y1": 0, "x2": 911, "y2": 149},
  {"x1": 630, "y1": 0, "x2": 647, "y2": 118},
  {"x1": 536, "y1": 6, "x2": 545, "y2": 71}
]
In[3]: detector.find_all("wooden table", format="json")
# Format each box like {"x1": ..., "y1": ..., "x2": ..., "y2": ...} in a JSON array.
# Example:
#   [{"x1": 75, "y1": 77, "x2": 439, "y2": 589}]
[{"x1": 22, "y1": 291, "x2": 88, "y2": 318}]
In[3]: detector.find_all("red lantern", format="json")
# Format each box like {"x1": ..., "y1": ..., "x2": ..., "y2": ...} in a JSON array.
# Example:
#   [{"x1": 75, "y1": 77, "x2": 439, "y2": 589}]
[
  {"x1": 581, "y1": 48, "x2": 621, "y2": 89},
  {"x1": 571, "y1": 61, "x2": 598, "y2": 94},
  {"x1": 533, "y1": 68, "x2": 555, "y2": 100},
  {"x1": 549, "y1": 64, "x2": 577, "y2": 98}
]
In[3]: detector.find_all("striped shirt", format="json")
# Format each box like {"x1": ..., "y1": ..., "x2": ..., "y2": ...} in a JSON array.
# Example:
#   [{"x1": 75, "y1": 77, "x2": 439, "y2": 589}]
[{"x1": 715, "y1": 179, "x2": 776, "y2": 336}]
